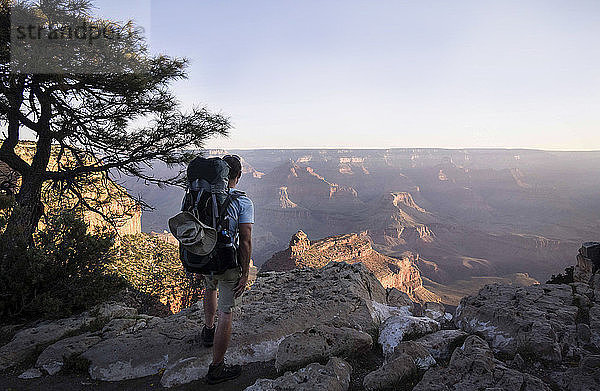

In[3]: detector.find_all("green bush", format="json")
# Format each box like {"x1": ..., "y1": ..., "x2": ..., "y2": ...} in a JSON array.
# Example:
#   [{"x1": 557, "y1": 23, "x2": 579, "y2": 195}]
[
  {"x1": 111, "y1": 234, "x2": 203, "y2": 313},
  {"x1": 0, "y1": 211, "x2": 127, "y2": 322}
]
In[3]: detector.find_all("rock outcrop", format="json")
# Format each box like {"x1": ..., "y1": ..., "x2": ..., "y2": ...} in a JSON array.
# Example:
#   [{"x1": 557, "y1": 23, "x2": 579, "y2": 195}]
[
  {"x1": 363, "y1": 355, "x2": 417, "y2": 391},
  {"x1": 4, "y1": 243, "x2": 600, "y2": 391},
  {"x1": 246, "y1": 357, "x2": 352, "y2": 391},
  {"x1": 447, "y1": 242, "x2": 600, "y2": 391},
  {"x1": 0, "y1": 303, "x2": 137, "y2": 372},
  {"x1": 275, "y1": 325, "x2": 372, "y2": 372},
  {"x1": 262, "y1": 231, "x2": 440, "y2": 303},
  {"x1": 414, "y1": 335, "x2": 551, "y2": 391},
  {"x1": 1, "y1": 263, "x2": 387, "y2": 387},
  {"x1": 455, "y1": 282, "x2": 579, "y2": 362}
]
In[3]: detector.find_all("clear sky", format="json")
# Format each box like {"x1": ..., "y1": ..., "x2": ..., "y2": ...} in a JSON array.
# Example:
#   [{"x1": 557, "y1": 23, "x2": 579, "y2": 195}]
[{"x1": 94, "y1": 0, "x2": 600, "y2": 150}]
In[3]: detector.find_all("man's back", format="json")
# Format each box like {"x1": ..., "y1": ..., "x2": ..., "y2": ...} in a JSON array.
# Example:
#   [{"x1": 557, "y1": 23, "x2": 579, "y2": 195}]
[{"x1": 226, "y1": 189, "x2": 254, "y2": 238}]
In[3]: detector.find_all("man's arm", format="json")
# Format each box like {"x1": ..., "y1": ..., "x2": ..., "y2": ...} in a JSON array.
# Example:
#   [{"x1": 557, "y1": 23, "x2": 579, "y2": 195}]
[{"x1": 233, "y1": 222, "x2": 252, "y2": 297}]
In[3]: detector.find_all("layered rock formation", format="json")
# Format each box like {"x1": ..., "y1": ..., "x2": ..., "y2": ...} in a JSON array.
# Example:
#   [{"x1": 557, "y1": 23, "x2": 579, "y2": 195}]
[
  {"x1": 263, "y1": 161, "x2": 364, "y2": 211},
  {"x1": 261, "y1": 230, "x2": 440, "y2": 303},
  {"x1": 368, "y1": 192, "x2": 435, "y2": 247}
]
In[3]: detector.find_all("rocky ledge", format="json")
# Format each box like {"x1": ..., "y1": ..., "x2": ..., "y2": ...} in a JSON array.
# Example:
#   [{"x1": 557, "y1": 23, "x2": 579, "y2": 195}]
[{"x1": 1, "y1": 245, "x2": 599, "y2": 390}]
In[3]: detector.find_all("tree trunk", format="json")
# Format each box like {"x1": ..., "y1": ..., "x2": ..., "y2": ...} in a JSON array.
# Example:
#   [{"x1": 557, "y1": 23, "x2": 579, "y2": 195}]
[
  {"x1": 3, "y1": 173, "x2": 45, "y2": 247},
  {"x1": 1, "y1": 135, "x2": 52, "y2": 252}
]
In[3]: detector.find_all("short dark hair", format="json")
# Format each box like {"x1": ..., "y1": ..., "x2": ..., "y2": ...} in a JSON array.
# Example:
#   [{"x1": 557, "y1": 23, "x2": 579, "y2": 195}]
[{"x1": 223, "y1": 155, "x2": 242, "y2": 181}]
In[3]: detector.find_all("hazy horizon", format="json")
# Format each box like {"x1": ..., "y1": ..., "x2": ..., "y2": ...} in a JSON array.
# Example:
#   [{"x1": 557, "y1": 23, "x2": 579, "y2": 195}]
[{"x1": 79, "y1": 1, "x2": 600, "y2": 151}]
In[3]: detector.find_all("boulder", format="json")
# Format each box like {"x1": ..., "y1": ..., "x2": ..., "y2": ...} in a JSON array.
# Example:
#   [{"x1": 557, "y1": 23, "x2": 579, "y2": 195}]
[
  {"x1": 591, "y1": 273, "x2": 600, "y2": 302},
  {"x1": 93, "y1": 302, "x2": 138, "y2": 320},
  {"x1": 378, "y1": 311, "x2": 439, "y2": 360},
  {"x1": 455, "y1": 283, "x2": 579, "y2": 362},
  {"x1": 423, "y1": 301, "x2": 452, "y2": 325},
  {"x1": 386, "y1": 288, "x2": 416, "y2": 313},
  {"x1": 363, "y1": 355, "x2": 417, "y2": 391},
  {"x1": 414, "y1": 329, "x2": 468, "y2": 361},
  {"x1": 100, "y1": 315, "x2": 159, "y2": 339},
  {"x1": 245, "y1": 357, "x2": 352, "y2": 391},
  {"x1": 388, "y1": 341, "x2": 435, "y2": 369},
  {"x1": 275, "y1": 324, "x2": 372, "y2": 372},
  {"x1": 413, "y1": 335, "x2": 551, "y2": 391},
  {"x1": 36, "y1": 333, "x2": 102, "y2": 375}
]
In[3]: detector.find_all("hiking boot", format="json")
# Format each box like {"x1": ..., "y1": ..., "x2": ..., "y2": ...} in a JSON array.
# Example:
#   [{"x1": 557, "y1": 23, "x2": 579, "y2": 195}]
[
  {"x1": 200, "y1": 325, "x2": 215, "y2": 347},
  {"x1": 205, "y1": 361, "x2": 242, "y2": 384}
]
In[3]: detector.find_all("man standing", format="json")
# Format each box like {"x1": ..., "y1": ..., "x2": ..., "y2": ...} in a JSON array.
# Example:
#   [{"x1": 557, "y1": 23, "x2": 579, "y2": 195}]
[{"x1": 201, "y1": 154, "x2": 254, "y2": 384}]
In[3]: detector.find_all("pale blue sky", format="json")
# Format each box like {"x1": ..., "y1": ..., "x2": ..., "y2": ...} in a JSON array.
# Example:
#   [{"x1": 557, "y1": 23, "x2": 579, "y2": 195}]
[{"x1": 93, "y1": 0, "x2": 600, "y2": 150}]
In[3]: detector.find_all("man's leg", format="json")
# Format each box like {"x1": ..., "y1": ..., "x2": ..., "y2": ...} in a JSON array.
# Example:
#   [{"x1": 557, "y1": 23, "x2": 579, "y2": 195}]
[
  {"x1": 205, "y1": 269, "x2": 242, "y2": 384},
  {"x1": 212, "y1": 310, "x2": 233, "y2": 364},
  {"x1": 203, "y1": 289, "x2": 217, "y2": 328}
]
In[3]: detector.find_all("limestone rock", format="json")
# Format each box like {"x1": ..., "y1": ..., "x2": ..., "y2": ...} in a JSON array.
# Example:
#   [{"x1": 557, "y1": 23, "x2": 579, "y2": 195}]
[
  {"x1": 363, "y1": 355, "x2": 417, "y2": 391},
  {"x1": 160, "y1": 356, "x2": 213, "y2": 388},
  {"x1": 100, "y1": 315, "x2": 159, "y2": 339},
  {"x1": 83, "y1": 315, "x2": 199, "y2": 381},
  {"x1": 455, "y1": 283, "x2": 578, "y2": 362},
  {"x1": 0, "y1": 302, "x2": 136, "y2": 371},
  {"x1": 591, "y1": 273, "x2": 600, "y2": 302},
  {"x1": 414, "y1": 329, "x2": 468, "y2": 361},
  {"x1": 93, "y1": 302, "x2": 138, "y2": 320},
  {"x1": 512, "y1": 353, "x2": 526, "y2": 370},
  {"x1": 86, "y1": 261, "x2": 387, "y2": 387},
  {"x1": 275, "y1": 325, "x2": 372, "y2": 372},
  {"x1": 245, "y1": 357, "x2": 352, "y2": 391},
  {"x1": 590, "y1": 305, "x2": 600, "y2": 350},
  {"x1": 388, "y1": 341, "x2": 435, "y2": 369},
  {"x1": 378, "y1": 312, "x2": 440, "y2": 360},
  {"x1": 0, "y1": 313, "x2": 94, "y2": 371},
  {"x1": 413, "y1": 335, "x2": 551, "y2": 391},
  {"x1": 386, "y1": 288, "x2": 416, "y2": 313},
  {"x1": 18, "y1": 368, "x2": 43, "y2": 379},
  {"x1": 36, "y1": 333, "x2": 102, "y2": 375},
  {"x1": 423, "y1": 301, "x2": 452, "y2": 325},
  {"x1": 100, "y1": 318, "x2": 138, "y2": 339},
  {"x1": 551, "y1": 354, "x2": 600, "y2": 391}
]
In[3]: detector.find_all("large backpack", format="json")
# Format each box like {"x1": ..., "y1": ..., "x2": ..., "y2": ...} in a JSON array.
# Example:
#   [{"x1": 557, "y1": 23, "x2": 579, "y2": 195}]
[{"x1": 178, "y1": 157, "x2": 243, "y2": 274}]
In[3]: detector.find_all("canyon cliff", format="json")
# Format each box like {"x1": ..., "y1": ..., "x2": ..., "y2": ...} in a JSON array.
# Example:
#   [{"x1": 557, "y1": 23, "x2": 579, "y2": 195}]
[{"x1": 261, "y1": 230, "x2": 440, "y2": 303}]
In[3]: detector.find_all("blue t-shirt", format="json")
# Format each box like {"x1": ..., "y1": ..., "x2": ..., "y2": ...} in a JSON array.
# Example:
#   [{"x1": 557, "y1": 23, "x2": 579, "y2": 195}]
[{"x1": 226, "y1": 189, "x2": 254, "y2": 236}]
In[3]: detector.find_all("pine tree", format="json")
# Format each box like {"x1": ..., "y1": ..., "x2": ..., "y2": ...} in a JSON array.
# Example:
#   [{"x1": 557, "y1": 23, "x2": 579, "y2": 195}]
[{"x1": 0, "y1": 1, "x2": 230, "y2": 251}]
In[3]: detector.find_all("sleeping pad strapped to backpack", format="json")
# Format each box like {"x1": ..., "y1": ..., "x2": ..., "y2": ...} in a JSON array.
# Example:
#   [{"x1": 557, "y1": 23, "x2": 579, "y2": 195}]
[{"x1": 179, "y1": 157, "x2": 242, "y2": 274}]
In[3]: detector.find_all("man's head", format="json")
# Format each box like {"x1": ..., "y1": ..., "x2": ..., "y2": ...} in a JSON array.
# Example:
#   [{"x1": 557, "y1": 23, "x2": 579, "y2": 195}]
[{"x1": 223, "y1": 154, "x2": 242, "y2": 188}]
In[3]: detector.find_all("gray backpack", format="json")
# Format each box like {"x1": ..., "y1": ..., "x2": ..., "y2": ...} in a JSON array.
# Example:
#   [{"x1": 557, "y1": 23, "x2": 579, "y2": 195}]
[{"x1": 178, "y1": 157, "x2": 243, "y2": 274}]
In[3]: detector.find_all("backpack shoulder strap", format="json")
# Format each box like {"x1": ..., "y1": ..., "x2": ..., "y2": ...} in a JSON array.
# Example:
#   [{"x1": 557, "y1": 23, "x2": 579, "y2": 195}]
[
  {"x1": 230, "y1": 189, "x2": 246, "y2": 197},
  {"x1": 216, "y1": 192, "x2": 243, "y2": 229}
]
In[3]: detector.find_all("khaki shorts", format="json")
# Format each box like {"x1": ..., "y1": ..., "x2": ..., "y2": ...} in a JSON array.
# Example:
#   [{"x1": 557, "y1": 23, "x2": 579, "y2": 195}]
[{"x1": 203, "y1": 268, "x2": 242, "y2": 313}]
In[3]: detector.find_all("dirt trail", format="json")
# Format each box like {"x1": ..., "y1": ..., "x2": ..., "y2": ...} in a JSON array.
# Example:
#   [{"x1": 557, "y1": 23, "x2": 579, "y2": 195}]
[{"x1": 0, "y1": 361, "x2": 277, "y2": 391}]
